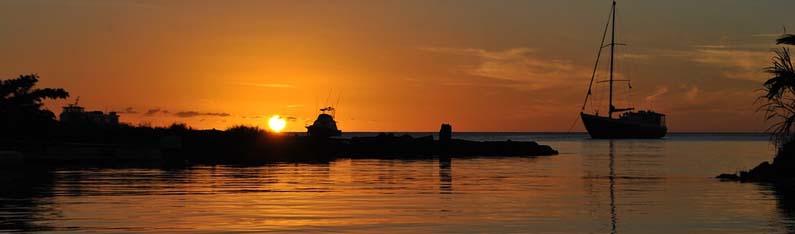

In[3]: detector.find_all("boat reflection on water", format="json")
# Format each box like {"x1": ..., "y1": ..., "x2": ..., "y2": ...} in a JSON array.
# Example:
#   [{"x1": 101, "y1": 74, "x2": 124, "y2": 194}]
[
  {"x1": 609, "y1": 141, "x2": 617, "y2": 234},
  {"x1": 439, "y1": 157, "x2": 452, "y2": 194},
  {"x1": 582, "y1": 140, "x2": 666, "y2": 234},
  {"x1": 3, "y1": 134, "x2": 795, "y2": 233}
]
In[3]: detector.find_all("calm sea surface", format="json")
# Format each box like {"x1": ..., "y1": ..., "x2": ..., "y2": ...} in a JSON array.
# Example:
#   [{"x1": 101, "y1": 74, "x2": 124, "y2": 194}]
[{"x1": 1, "y1": 133, "x2": 791, "y2": 233}]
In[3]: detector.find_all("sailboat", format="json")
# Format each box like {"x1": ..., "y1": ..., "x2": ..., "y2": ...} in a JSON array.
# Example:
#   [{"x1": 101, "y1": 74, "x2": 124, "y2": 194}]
[{"x1": 580, "y1": 0, "x2": 667, "y2": 139}]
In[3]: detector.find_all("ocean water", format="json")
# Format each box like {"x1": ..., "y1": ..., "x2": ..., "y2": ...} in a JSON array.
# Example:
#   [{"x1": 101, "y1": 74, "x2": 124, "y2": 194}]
[{"x1": 1, "y1": 133, "x2": 790, "y2": 233}]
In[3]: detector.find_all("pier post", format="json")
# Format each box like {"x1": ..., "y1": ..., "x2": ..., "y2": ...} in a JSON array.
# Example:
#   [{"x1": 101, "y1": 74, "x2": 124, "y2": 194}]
[{"x1": 439, "y1": 123, "x2": 452, "y2": 156}]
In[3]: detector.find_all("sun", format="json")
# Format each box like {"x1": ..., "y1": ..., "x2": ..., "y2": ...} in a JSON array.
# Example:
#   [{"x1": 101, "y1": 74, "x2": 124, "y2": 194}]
[{"x1": 268, "y1": 115, "x2": 287, "y2": 132}]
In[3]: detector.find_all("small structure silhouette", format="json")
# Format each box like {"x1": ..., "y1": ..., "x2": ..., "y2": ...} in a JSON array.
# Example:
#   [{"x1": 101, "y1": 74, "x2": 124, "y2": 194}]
[
  {"x1": 59, "y1": 98, "x2": 119, "y2": 126},
  {"x1": 306, "y1": 106, "x2": 341, "y2": 138},
  {"x1": 439, "y1": 123, "x2": 452, "y2": 155}
]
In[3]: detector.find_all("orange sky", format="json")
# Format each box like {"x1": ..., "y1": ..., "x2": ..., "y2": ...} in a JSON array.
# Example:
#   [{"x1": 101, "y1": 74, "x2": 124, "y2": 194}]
[{"x1": 2, "y1": 0, "x2": 793, "y2": 132}]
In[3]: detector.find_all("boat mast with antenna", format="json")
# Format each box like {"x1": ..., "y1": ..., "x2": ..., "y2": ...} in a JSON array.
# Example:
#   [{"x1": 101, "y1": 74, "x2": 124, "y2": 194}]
[
  {"x1": 579, "y1": 0, "x2": 667, "y2": 139},
  {"x1": 609, "y1": 0, "x2": 616, "y2": 118}
]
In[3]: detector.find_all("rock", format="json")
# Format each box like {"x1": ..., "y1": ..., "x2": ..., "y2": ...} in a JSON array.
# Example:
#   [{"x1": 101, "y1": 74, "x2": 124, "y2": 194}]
[
  {"x1": 738, "y1": 161, "x2": 774, "y2": 182},
  {"x1": 716, "y1": 173, "x2": 740, "y2": 180}
]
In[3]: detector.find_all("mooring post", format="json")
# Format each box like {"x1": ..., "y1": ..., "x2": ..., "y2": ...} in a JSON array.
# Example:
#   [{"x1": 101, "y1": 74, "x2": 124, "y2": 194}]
[{"x1": 439, "y1": 123, "x2": 452, "y2": 156}]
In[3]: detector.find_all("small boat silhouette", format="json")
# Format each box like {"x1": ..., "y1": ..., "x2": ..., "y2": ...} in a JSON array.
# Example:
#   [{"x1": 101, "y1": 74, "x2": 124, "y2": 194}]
[{"x1": 306, "y1": 106, "x2": 342, "y2": 137}]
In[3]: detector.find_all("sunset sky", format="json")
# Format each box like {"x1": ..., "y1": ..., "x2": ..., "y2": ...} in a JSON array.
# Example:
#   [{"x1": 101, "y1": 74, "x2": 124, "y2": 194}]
[{"x1": 2, "y1": 0, "x2": 794, "y2": 132}]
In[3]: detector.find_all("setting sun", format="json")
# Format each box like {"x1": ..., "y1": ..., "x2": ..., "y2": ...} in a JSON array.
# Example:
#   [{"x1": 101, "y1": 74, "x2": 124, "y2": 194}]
[
  {"x1": 268, "y1": 115, "x2": 287, "y2": 132},
  {"x1": 4, "y1": 1, "x2": 795, "y2": 233}
]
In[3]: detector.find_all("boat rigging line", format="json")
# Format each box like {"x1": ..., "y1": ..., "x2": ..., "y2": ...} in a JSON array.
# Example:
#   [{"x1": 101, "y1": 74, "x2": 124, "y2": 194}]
[{"x1": 580, "y1": 2, "x2": 615, "y2": 113}]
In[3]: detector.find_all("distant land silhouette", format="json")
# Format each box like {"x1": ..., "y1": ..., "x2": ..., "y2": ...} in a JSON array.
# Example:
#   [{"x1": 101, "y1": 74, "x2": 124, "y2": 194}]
[{"x1": 0, "y1": 75, "x2": 557, "y2": 166}]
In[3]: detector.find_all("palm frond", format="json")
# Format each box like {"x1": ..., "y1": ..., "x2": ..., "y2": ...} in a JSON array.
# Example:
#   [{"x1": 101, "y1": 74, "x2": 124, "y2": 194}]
[
  {"x1": 763, "y1": 48, "x2": 795, "y2": 100},
  {"x1": 759, "y1": 46, "x2": 795, "y2": 146},
  {"x1": 777, "y1": 34, "x2": 795, "y2": 45}
]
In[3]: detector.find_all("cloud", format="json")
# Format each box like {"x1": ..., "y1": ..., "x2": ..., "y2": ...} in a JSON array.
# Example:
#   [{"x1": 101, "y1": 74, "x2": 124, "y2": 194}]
[
  {"x1": 645, "y1": 86, "x2": 669, "y2": 103},
  {"x1": 692, "y1": 44, "x2": 729, "y2": 49},
  {"x1": 661, "y1": 84, "x2": 755, "y2": 113},
  {"x1": 752, "y1": 33, "x2": 783, "y2": 38},
  {"x1": 420, "y1": 47, "x2": 580, "y2": 90},
  {"x1": 420, "y1": 47, "x2": 536, "y2": 60},
  {"x1": 144, "y1": 108, "x2": 161, "y2": 116},
  {"x1": 656, "y1": 37, "x2": 773, "y2": 82},
  {"x1": 234, "y1": 82, "x2": 294, "y2": 88},
  {"x1": 174, "y1": 111, "x2": 231, "y2": 118},
  {"x1": 617, "y1": 53, "x2": 652, "y2": 60},
  {"x1": 117, "y1": 107, "x2": 137, "y2": 114},
  {"x1": 688, "y1": 48, "x2": 769, "y2": 81},
  {"x1": 685, "y1": 85, "x2": 700, "y2": 101},
  {"x1": 62, "y1": 1, "x2": 163, "y2": 9}
]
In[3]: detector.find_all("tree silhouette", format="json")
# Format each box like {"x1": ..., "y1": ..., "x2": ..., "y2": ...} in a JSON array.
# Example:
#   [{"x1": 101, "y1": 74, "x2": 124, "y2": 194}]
[
  {"x1": 758, "y1": 35, "x2": 795, "y2": 162},
  {"x1": 718, "y1": 35, "x2": 795, "y2": 181},
  {"x1": 777, "y1": 34, "x2": 795, "y2": 46},
  {"x1": 0, "y1": 74, "x2": 69, "y2": 136}
]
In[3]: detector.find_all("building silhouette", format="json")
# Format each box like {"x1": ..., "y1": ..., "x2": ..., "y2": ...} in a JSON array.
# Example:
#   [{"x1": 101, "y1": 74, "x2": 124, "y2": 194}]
[{"x1": 58, "y1": 100, "x2": 119, "y2": 126}]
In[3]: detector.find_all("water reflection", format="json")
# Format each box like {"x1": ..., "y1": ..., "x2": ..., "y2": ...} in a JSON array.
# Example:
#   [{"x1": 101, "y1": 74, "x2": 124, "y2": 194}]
[
  {"x1": 439, "y1": 157, "x2": 452, "y2": 194},
  {"x1": 0, "y1": 134, "x2": 791, "y2": 233},
  {"x1": 609, "y1": 140, "x2": 617, "y2": 234},
  {"x1": 767, "y1": 183, "x2": 795, "y2": 233},
  {"x1": 0, "y1": 166, "x2": 57, "y2": 232},
  {"x1": 582, "y1": 139, "x2": 667, "y2": 234}
]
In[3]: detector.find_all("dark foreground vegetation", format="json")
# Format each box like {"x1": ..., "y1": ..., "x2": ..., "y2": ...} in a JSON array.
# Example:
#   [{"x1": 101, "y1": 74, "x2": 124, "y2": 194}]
[
  {"x1": 718, "y1": 35, "x2": 795, "y2": 183},
  {"x1": 0, "y1": 74, "x2": 557, "y2": 166}
]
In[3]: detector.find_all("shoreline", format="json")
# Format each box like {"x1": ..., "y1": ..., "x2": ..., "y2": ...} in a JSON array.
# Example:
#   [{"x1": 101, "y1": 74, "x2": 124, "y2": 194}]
[{"x1": 0, "y1": 133, "x2": 558, "y2": 166}]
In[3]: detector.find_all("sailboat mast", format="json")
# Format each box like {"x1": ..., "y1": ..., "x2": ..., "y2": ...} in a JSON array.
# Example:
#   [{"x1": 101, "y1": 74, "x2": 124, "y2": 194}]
[
  {"x1": 580, "y1": 2, "x2": 614, "y2": 115},
  {"x1": 609, "y1": 0, "x2": 616, "y2": 118}
]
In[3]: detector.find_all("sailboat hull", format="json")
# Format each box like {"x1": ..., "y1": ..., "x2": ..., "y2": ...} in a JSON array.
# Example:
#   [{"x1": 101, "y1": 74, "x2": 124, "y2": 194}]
[{"x1": 581, "y1": 113, "x2": 667, "y2": 139}]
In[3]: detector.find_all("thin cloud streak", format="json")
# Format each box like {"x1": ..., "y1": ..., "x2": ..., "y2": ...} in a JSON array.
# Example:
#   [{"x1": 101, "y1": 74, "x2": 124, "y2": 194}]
[
  {"x1": 174, "y1": 111, "x2": 231, "y2": 118},
  {"x1": 144, "y1": 108, "x2": 162, "y2": 116},
  {"x1": 117, "y1": 107, "x2": 137, "y2": 114},
  {"x1": 420, "y1": 46, "x2": 581, "y2": 90},
  {"x1": 689, "y1": 48, "x2": 769, "y2": 81},
  {"x1": 234, "y1": 82, "x2": 295, "y2": 88}
]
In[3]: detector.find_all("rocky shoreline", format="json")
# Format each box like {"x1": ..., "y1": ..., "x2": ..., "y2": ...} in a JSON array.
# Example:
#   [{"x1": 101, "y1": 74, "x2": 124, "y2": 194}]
[{"x1": 717, "y1": 141, "x2": 795, "y2": 183}]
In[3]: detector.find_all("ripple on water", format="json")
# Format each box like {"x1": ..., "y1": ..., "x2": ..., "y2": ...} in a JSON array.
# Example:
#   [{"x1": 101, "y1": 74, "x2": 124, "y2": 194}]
[{"x1": 0, "y1": 134, "x2": 790, "y2": 233}]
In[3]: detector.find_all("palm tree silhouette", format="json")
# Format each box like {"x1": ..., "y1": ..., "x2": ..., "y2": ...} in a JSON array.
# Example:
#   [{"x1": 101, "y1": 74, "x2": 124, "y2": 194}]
[{"x1": 760, "y1": 34, "x2": 795, "y2": 158}]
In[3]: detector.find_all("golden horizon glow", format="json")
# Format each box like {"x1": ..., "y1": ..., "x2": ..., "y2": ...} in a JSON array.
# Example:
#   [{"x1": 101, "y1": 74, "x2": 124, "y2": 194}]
[
  {"x1": 268, "y1": 115, "x2": 287, "y2": 132},
  {"x1": 4, "y1": 1, "x2": 794, "y2": 132}
]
